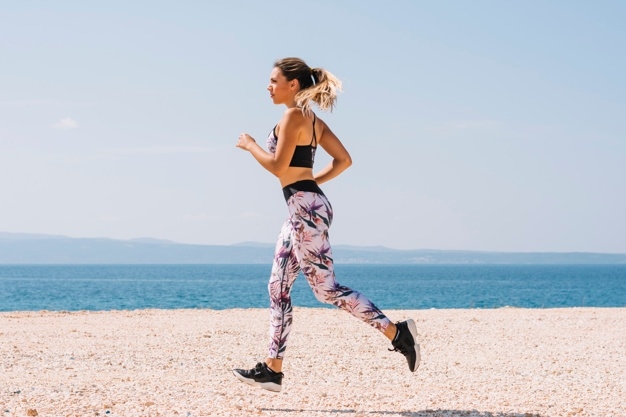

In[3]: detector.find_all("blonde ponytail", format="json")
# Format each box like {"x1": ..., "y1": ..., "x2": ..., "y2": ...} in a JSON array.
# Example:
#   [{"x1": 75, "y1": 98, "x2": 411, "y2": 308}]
[{"x1": 274, "y1": 57, "x2": 343, "y2": 116}]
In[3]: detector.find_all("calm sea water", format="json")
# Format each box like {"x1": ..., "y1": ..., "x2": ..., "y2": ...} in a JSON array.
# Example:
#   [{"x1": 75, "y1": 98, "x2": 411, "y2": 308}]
[{"x1": 0, "y1": 264, "x2": 625, "y2": 312}]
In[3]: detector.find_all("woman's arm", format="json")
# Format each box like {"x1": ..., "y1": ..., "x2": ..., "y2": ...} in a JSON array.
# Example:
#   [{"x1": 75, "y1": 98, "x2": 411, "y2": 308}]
[
  {"x1": 314, "y1": 122, "x2": 352, "y2": 185},
  {"x1": 236, "y1": 109, "x2": 302, "y2": 177}
]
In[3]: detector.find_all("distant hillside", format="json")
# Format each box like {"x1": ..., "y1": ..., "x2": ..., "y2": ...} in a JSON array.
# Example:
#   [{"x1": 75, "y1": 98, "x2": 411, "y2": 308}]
[{"x1": 1, "y1": 232, "x2": 625, "y2": 264}]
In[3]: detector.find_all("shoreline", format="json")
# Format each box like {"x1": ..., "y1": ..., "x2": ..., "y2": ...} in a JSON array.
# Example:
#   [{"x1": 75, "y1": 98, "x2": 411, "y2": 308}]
[
  {"x1": 2, "y1": 307, "x2": 625, "y2": 416},
  {"x1": 2, "y1": 304, "x2": 625, "y2": 314}
]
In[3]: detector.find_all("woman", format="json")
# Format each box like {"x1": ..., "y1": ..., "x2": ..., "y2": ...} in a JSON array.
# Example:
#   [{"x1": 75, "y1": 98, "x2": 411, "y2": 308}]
[{"x1": 233, "y1": 57, "x2": 419, "y2": 392}]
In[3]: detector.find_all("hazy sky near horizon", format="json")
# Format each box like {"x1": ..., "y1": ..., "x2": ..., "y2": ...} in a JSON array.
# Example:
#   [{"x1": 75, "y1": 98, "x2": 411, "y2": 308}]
[{"x1": 1, "y1": 1, "x2": 625, "y2": 252}]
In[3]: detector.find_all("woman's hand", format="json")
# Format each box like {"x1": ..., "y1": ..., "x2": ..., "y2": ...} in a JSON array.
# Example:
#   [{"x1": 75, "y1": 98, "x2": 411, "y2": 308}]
[{"x1": 236, "y1": 133, "x2": 256, "y2": 151}]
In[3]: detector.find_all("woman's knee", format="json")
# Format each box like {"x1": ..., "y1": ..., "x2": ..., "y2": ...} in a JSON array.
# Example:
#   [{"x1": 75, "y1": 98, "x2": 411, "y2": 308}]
[
  {"x1": 312, "y1": 291, "x2": 330, "y2": 304},
  {"x1": 311, "y1": 285, "x2": 341, "y2": 306}
]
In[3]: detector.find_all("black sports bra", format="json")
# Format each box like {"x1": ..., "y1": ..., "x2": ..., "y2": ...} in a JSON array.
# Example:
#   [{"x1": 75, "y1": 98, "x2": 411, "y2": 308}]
[{"x1": 266, "y1": 114, "x2": 317, "y2": 168}]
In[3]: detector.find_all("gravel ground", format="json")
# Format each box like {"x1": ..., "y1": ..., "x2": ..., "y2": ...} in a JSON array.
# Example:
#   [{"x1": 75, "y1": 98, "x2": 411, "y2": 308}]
[{"x1": 1, "y1": 307, "x2": 625, "y2": 417}]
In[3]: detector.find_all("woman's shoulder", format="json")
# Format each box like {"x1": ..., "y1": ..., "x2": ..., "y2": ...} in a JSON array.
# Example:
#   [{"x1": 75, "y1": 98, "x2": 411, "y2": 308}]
[
  {"x1": 282, "y1": 107, "x2": 305, "y2": 119},
  {"x1": 280, "y1": 107, "x2": 309, "y2": 126}
]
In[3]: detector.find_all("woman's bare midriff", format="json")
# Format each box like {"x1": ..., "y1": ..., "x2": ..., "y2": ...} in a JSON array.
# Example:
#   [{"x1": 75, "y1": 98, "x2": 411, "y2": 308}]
[{"x1": 278, "y1": 167, "x2": 315, "y2": 188}]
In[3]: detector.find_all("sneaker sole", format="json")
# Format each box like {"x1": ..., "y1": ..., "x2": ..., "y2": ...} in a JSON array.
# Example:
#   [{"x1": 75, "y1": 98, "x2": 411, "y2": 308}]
[
  {"x1": 406, "y1": 318, "x2": 421, "y2": 372},
  {"x1": 232, "y1": 370, "x2": 282, "y2": 392}
]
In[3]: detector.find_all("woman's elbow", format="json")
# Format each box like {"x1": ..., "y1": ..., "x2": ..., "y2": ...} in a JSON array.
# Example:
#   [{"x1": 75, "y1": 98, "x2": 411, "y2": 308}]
[
  {"x1": 341, "y1": 155, "x2": 353, "y2": 169},
  {"x1": 273, "y1": 164, "x2": 289, "y2": 178}
]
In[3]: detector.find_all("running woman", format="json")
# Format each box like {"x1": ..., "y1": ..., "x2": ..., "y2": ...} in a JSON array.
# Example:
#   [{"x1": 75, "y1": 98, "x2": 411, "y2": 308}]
[{"x1": 233, "y1": 57, "x2": 420, "y2": 392}]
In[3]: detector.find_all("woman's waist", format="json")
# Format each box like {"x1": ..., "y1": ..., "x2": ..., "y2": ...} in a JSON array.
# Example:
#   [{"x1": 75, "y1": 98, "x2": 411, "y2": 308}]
[
  {"x1": 282, "y1": 179, "x2": 325, "y2": 202},
  {"x1": 278, "y1": 169, "x2": 315, "y2": 189}
]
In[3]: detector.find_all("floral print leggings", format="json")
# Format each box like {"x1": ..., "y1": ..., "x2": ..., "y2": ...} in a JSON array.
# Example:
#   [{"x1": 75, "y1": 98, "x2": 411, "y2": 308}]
[{"x1": 268, "y1": 190, "x2": 391, "y2": 359}]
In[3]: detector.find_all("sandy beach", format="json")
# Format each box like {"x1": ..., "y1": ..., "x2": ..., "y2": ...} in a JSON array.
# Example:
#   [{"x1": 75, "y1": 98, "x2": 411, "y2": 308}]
[{"x1": 1, "y1": 307, "x2": 625, "y2": 417}]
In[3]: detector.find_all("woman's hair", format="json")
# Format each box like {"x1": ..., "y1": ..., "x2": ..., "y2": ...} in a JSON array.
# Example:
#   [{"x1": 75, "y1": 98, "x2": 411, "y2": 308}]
[{"x1": 274, "y1": 57, "x2": 342, "y2": 115}]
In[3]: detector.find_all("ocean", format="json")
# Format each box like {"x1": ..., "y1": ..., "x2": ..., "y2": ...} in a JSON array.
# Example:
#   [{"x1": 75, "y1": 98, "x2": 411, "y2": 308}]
[{"x1": 0, "y1": 264, "x2": 625, "y2": 312}]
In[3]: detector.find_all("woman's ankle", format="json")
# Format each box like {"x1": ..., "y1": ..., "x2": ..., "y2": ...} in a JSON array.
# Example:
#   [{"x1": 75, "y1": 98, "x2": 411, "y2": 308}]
[
  {"x1": 265, "y1": 358, "x2": 283, "y2": 373},
  {"x1": 384, "y1": 322, "x2": 398, "y2": 341}
]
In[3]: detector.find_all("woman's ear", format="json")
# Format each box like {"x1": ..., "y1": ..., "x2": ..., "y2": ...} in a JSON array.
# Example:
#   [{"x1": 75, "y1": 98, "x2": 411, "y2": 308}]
[{"x1": 290, "y1": 79, "x2": 299, "y2": 90}]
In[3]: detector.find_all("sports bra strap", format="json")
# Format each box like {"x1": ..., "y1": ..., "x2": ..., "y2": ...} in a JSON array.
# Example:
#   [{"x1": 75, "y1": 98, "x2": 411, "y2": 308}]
[{"x1": 310, "y1": 114, "x2": 317, "y2": 147}]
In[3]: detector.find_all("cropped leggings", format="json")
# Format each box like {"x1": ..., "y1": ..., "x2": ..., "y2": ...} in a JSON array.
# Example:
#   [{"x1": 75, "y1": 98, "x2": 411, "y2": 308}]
[{"x1": 268, "y1": 190, "x2": 391, "y2": 359}]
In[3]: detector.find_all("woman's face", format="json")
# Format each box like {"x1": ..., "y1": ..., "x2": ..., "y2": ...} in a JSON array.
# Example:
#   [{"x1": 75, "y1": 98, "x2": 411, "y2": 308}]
[{"x1": 267, "y1": 67, "x2": 296, "y2": 105}]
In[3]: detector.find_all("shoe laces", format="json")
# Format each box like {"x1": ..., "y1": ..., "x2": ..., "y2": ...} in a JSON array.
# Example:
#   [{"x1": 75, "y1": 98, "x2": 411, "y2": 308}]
[
  {"x1": 389, "y1": 329, "x2": 412, "y2": 355},
  {"x1": 388, "y1": 345, "x2": 410, "y2": 355}
]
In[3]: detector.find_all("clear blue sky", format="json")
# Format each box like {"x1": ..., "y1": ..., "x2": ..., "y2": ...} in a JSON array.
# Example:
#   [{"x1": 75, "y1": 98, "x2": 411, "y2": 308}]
[{"x1": 1, "y1": 1, "x2": 625, "y2": 252}]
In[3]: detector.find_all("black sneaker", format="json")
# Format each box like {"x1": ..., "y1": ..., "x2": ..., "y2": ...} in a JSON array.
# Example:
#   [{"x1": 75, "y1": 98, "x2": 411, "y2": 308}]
[
  {"x1": 390, "y1": 319, "x2": 421, "y2": 372},
  {"x1": 232, "y1": 362, "x2": 283, "y2": 392}
]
